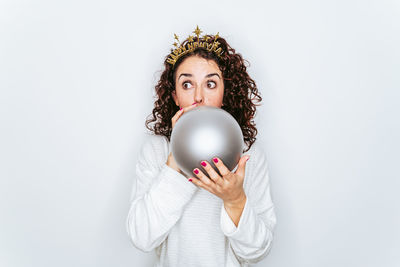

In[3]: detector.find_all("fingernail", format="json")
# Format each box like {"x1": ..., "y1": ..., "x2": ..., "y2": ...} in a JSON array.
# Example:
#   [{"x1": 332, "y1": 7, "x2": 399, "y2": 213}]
[
  {"x1": 192, "y1": 102, "x2": 197, "y2": 105},
  {"x1": 193, "y1": 169, "x2": 199, "y2": 174},
  {"x1": 179, "y1": 107, "x2": 183, "y2": 111},
  {"x1": 201, "y1": 161, "x2": 207, "y2": 167},
  {"x1": 246, "y1": 156, "x2": 250, "y2": 161},
  {"x1": 213, "y1": 158, "x2": 218, "y2": 163},
  {"x1": 188, "y1": 178, "x2": 193, "y2": 182}
]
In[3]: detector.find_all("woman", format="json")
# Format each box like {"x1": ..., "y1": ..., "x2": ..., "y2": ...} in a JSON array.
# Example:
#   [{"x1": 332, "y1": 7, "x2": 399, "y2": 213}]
[{"x1": 126, "y1": 26, "x2": 276, "y2": 267}]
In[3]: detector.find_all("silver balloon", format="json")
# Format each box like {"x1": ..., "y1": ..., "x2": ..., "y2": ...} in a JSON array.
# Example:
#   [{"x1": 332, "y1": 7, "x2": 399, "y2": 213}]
[{"x1": 170, "y1": 106, "x2": 244, "y2": 177}]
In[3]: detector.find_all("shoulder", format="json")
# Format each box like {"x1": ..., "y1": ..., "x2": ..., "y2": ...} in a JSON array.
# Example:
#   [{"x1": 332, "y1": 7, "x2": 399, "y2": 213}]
[
  {"x1": 141, "y1": 133, "x2": 169, "y2": 150},
  {"x1": 138, "y1": 134, "x2": 170, "y2": 167},
  {"x1": 244, "y1": 140, "x2": 268, "y2": 164},
  {"x1": 242, "y1": 140, "x2": 270, "y2": 186}
]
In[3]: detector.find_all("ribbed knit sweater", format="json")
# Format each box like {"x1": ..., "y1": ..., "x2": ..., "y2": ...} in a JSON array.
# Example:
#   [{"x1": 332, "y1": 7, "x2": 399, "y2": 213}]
[{"x1": 126, "y1": 134, "x2": 276, "y2": 266}]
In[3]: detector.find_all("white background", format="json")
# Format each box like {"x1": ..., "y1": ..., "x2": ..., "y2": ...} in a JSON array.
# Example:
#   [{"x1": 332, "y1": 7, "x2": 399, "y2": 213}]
[{"x1": 1, "y1": 0, "x2": 399, "y2": 266}]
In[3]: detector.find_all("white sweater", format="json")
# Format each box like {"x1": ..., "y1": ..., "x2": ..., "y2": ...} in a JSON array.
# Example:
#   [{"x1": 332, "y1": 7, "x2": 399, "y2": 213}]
[{"x1": 126, "y1": 134, "x2": 276, "y2": 267}]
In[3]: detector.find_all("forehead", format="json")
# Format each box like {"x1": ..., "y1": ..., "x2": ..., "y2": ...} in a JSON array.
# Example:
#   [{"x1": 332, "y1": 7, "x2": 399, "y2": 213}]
[{"x1": 175, "y1": 56, "x2": 221, "y2": 76}]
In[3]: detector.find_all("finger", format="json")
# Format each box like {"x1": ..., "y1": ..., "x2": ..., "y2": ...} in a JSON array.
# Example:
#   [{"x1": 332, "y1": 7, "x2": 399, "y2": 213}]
[
  {"x1": 235, "y1": 155, "x2": 250, "y2": 178},
  {"x1": 171, "y1": 102, "x2": 198, "y2": 129},
  {"x1": 188, "y1": 176, "x2": 215, "y2": 194},
  {"x1": 171, "y1": 108, "x2": 184, "y2": 128},
  {"x1": 183, "y1": 102, "x2": 199, "y2": 112},
  {"x1": 200, "y1": 160, "x2": 224, "y2": 186},
  {"x1": 211, "y1": 157, "x2": 231, "y2": 177},
  {"x1": 193, "y1": 167, "x2": 215, "y2": 187}
]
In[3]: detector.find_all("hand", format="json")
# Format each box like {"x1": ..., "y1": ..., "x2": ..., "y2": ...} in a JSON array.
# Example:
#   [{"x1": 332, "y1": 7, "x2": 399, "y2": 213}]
[
  {"x1": 171, "y1": 102, "x2": 198, "y2": 130},
  {"x1": 167, "y1": 102, "x2": 198, "y2": 173},
  {"x1": 189, "y1": 155, "x2": 250, "y2": 206}
]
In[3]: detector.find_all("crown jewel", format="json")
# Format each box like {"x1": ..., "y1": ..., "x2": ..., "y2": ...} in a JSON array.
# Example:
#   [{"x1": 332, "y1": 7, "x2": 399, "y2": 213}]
[{"x1": 166, "y1": 25, "x2": 224, "y2": 66}]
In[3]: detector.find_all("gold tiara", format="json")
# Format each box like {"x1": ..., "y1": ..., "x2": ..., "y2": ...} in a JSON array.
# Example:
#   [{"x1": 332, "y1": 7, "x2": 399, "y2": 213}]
[{"x1": 166, "y1": 25, "x2": 224, "y2": 66}]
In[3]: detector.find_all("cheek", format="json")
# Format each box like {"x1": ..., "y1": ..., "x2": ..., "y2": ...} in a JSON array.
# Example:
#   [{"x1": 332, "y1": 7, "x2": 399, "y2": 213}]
[
  {"x1": 177, "y1": 90, "x2": 194, "y2": 104},
  {"x1": 217, "y1": 87, "x2": 225, "y2": 101},
  {"x1": 206, "y1": 89, "x2": 224, "y2": 105}
]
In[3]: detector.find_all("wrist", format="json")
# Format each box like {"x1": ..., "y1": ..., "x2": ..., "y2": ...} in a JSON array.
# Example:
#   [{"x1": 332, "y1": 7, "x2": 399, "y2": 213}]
[
  {"x1": 224, "y1": 192, "x2": 247, "y2": 209},
  {"x1": 166, "y1": 154, "x2": 183, "y2": 174},
  {"x1": 223, "y1": 192, "x2": 247, "y2": 227}
]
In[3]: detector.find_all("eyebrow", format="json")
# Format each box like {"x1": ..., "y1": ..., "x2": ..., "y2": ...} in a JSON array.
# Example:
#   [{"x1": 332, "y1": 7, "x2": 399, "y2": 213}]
[
  {"x1": 178, "y1": 73, "x2": 221, "y2": 81},
  {"x1": 206, "y1": 73, "x2": 221, "y2": 79}
]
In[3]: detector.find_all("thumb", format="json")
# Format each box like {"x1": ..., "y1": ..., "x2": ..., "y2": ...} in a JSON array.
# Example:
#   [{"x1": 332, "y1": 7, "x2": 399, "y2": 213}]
[{"x1": 235, "y1": 155, "x2": 250, "y2": 177}]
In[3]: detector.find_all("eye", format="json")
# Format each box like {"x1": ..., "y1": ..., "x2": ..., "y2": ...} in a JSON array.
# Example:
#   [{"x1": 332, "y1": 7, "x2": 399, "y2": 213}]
[
  {"x1": 207, "y1": 81, "x2": 216, "y2": 89},
  {"x1": 182, "y1": 81, "x2": 192, "y2": 89}
]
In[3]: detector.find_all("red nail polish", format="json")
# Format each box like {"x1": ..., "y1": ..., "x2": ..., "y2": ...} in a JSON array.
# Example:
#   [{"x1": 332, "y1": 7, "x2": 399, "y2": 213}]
[
  {"x1": 213, "y1": 158, "x2": 218, "y2": 163},
  {"x1": 192, "y1": 102, "x2": 197, "y2": 105},
  {"x1": 193, "y1": 169, "x2": 199, "y2": 174},
  {"x1": 179, "y1": 107, "x2": 183, "y2": 111},
  {"x1": 188, "y1": 178, "x2": 193, "y2": 182},
  {"x1": 201, "y1": 161, "x2": 206, "y2": 167}
]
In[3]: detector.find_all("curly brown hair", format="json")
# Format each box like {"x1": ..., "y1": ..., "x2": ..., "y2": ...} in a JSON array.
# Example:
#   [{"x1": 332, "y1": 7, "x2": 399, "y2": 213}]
[{"x1": 145, "y1": 34, "x2": 262, "y2": 152}]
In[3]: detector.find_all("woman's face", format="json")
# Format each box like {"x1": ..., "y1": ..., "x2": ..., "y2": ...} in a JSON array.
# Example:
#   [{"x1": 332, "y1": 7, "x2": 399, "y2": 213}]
[{"x1": 172, "y1": 56, "x2": 224, "y2": 108}]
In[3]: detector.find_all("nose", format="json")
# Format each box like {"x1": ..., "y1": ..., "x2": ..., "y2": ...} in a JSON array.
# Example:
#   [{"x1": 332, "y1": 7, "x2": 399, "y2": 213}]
[{"x1": 193, "y1": 86, "x2": 203, "y2": 105}]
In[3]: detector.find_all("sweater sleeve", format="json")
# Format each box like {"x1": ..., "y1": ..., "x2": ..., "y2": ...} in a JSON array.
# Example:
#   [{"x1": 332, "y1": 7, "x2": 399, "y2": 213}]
[
  {"x1": 220, "y1": 145, "x2": 277, "y2": 264},
  {"x1": 126, "y1": 136, "x2": 198, "y2": 252}
]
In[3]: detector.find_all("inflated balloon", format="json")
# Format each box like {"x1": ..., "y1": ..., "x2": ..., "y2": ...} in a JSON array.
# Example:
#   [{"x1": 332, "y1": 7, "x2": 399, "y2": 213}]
[{"x1": 170, "y1": 105, "x2": 244, "y2": 177}]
